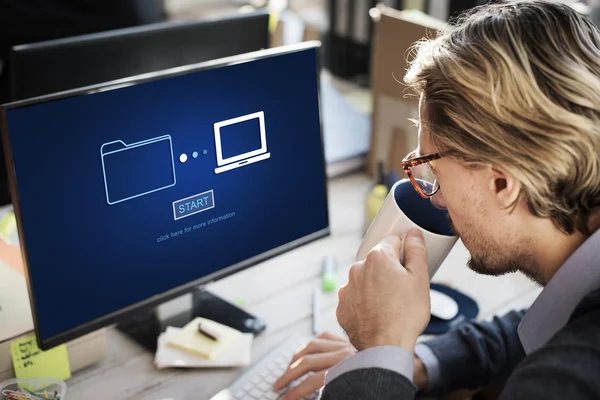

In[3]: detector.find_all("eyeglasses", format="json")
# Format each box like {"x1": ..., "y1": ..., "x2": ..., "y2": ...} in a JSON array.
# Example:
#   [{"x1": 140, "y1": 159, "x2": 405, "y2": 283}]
[{"x1": 401, "y1": 150, "x2": 443, "y2": 198}]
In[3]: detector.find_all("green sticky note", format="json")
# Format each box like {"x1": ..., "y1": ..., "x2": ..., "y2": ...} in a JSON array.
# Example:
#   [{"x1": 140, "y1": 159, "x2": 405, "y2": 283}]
[{"x1": 11, "y1": 335, "x2": 71, "y2": 381}]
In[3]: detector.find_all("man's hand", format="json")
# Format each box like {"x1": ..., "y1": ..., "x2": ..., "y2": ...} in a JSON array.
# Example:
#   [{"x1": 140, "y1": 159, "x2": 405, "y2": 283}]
[
  {"x1": 273, "y1": 332, "x2": 356, "y2": 400},
  {"x1": 336, "y1": 229, "x2": 431, "y2": 352}
]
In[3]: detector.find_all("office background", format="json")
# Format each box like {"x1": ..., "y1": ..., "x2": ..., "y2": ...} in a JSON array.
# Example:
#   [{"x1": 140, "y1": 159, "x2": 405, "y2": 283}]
[{"x1": 0, "y1": 0, "x2": 590, "y2": 397}]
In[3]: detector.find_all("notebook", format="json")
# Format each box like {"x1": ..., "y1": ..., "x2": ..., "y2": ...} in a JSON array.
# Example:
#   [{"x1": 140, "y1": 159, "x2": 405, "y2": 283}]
[{"x1": 155, "y1": 326, "x2": 252, "y2": 369}]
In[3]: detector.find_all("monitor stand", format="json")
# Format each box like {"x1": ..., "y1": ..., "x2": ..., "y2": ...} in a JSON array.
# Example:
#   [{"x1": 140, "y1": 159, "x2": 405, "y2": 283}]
[{"x1": 116, "y1": 288, "x2": 266, "y2": 352}]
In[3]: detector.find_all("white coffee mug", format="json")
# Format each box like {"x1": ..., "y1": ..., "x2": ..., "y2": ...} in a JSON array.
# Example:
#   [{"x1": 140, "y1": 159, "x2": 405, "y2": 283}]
[{"x1": 356, "y1": 179, "x2": 458, "y2": 279}]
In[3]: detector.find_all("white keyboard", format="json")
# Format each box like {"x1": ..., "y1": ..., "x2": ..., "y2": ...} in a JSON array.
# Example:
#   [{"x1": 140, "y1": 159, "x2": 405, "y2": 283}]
[{"x1": 210, "y1": 335, "x2": 319, "y2": 400}]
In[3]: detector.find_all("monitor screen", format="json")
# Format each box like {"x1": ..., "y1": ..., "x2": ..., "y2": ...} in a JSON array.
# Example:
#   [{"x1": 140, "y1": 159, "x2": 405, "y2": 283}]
[
  {"x1": 1, "y1": 44, "x2": 328, "y2": 349},
  {"x1": 218, "y1": 114, "x2": 264, "y2": 161}
]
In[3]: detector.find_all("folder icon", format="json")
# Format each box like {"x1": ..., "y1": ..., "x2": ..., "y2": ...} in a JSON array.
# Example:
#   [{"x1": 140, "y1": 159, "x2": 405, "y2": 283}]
[{"x1": 101, "y1": 135, "x2": 177, "y2": 205}]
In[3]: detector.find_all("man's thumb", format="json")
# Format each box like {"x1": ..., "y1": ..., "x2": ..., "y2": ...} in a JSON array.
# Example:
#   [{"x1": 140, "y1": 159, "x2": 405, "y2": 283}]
[{"x1": 404, "y1": 229, "x2": 428, "y2": 276}]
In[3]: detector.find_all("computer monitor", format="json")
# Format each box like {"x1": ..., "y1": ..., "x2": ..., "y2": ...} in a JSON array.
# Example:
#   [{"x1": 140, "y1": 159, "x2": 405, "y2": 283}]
[
  {"x1": 9, "y1": 10, "x2": 271, "y2": 102},
  {"x1": 0, "y1": 41, "x2": 329, "y2": 350}
]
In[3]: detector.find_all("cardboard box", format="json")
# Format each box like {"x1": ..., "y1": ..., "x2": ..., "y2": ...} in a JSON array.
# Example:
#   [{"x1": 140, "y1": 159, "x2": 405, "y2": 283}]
[
  {"x1": 269, "y1": 10, "x2": 323, "y2": 48},
  {"x1": 270, "y1": 14, "x2": 285, "y2": 47},
  {"x1": 303, "y1": 22, "x2": 321, "y2": 42},
  {"x1": 367, "y1": 6, "x2": 448, "y2": 177}
]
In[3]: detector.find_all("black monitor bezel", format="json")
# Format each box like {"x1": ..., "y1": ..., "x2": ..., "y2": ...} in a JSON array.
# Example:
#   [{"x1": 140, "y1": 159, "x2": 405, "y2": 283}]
[{"x1": 0, "y1": 41, "x2": 330, "y2": 350}]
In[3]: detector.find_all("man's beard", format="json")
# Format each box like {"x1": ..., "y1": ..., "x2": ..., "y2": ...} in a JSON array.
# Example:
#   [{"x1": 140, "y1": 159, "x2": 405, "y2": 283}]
[
  {"x1": 467, "y1": 254, "x2": 520, "y2": 276},
  {"x1": 447, "y1": 214, "x2": 543, "y2": 284},
  {"x1": 468, "y1": 255, "x2": 543, "y2": 284}
]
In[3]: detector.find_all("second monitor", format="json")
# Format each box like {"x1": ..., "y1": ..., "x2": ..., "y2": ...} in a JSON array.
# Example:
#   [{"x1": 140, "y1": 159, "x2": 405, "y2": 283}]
[{"x1": 9, "y1": 10, "x2": 271, "y2": 102}]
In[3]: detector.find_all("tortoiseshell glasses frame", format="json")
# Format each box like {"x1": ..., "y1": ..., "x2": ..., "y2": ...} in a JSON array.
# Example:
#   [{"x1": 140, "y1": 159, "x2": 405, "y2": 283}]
[{"x1": 401, "y1": 150, "x2": 443, "y2": 198}]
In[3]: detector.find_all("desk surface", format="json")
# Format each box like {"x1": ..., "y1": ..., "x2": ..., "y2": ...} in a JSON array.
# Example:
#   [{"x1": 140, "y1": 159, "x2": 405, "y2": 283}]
[{"x1": 67, "y1": 172, "x2": 541, "y2": 399}]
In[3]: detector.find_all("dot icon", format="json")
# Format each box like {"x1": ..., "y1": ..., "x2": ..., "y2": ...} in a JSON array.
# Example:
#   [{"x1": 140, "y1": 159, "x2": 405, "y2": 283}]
[
  {"x1": 202, "y1": 149, "x2": 208, "y2": 155},
  {"x1": 192, "y1": 151, "x2": 198, "y2": 159},
  {"x1": 179, "y1": 153, "x2": 188, "y2": 163}
]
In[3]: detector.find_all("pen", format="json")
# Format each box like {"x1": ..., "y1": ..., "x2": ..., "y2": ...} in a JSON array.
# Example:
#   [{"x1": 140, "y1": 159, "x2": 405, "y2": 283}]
[
  {"x1": 312, "y1": 287, "x2": 320, "y2": 335},
  {"x1": 198, "y1": 323, "x2": 220, "y2": 341}
]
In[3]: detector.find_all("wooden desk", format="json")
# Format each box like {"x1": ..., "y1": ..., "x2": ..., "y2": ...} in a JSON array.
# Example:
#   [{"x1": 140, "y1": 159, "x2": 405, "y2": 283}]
[{"x1": 66, "y1": 172, "x2": 541, "y2": 399}]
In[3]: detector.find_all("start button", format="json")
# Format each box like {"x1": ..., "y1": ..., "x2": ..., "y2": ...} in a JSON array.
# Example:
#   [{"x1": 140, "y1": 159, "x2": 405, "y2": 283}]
[{"x1": 173, "y1": 190, "x2": 215, "y2": 220}]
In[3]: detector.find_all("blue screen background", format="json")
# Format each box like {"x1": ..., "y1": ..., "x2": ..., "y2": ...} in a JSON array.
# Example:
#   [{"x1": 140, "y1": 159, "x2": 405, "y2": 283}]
[
  {"x1": 220, "y1": 118, "x2": 263, "y2": 159},
  {"x1": 4, "y1": 48, "x2": 328, "y2": 341}
]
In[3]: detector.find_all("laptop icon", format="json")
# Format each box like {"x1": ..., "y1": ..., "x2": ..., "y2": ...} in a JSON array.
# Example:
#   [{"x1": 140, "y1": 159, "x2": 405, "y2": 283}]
[{"x1": 213, "y1": 111, "x2": 271, "y2": 174}]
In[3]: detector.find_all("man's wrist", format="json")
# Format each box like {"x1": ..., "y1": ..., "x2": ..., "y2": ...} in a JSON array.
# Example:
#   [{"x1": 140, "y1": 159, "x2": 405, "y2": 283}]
[{"x1": 363, "y1": 332, "x2": 418, "y2": 353}]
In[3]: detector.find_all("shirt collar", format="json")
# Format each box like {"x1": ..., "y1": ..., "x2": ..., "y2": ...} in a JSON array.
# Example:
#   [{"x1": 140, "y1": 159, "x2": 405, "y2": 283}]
[{"x1": 518, "y1": 228, "x2": 600, "y2": 354}]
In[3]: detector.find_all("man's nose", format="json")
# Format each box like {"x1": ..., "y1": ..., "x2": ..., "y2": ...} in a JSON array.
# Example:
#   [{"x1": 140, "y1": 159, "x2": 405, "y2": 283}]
[{"x1": 431, "y1": 190, "x2": 447, "y2": 210}]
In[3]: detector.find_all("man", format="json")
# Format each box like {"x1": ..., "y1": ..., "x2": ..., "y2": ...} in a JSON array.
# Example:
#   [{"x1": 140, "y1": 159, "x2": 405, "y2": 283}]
[{"x1": 273, "y1": 0, "x2": 600, "y2": 398}]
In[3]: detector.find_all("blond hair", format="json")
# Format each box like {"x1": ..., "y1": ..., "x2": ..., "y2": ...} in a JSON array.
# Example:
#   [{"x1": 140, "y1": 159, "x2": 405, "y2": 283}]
[{"x1": 405, "y1": 0, "x2": 600, "y2": 235}]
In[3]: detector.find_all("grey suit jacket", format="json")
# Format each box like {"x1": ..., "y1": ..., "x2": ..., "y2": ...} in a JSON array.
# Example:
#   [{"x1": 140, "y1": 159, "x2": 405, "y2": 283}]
[{"x1": 319, "y1": 288, "x2": 600, "y2": 399}]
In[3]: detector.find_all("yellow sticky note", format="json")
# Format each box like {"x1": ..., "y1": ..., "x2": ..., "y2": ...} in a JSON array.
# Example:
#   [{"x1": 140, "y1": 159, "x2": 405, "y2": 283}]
[
  {"x1": 11, "y1": 335, "x2": 71, "y2": 381},
  {"x1": 269, "y1": 12, "x2": 280, "y2": 35},
  {"x1": 0, "y1": 211, "x2": 16, "y2": 238},
  {"x1": 167, "y1": 317, "x2": 242, "y2": 360}
]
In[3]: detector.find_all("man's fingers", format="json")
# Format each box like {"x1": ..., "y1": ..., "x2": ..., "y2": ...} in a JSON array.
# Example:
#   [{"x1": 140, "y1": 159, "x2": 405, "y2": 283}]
[
  {"x1": 288, "y1": 338, "x2": 349, "y2": 366},
  {"x1": 347, "y1": 260, "x2": 364, "y2": 285},
  {"x1": 280, "y1": 370, "x2": 326, "y2": 400},
  {"x1": 370, "y1": 235, "x2": 403, "y2": 262},
  {"x1": 336, "y1": 283, "x2": 353, "y2": 334},
  {"x1": 403, "y1": 229, "x2": 429, "y2": 278},
  {"x1": 274, "y1": 362, "x2": 302, "y2": 391},
  {"x1": 273, "y1": 354, "x2": 323, "y2": 390},
  {"x1": 274, "y1": 352, "x2": 346, "y2": 391},
  {"x1": 317, "y1": 331, "x2": 347, "y2": 342}
]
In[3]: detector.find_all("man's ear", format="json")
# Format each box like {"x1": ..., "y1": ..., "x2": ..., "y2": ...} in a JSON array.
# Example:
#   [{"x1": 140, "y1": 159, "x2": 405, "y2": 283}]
[{"x1": 488, "y1": 166, "x2": 521, "y2": 208}]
